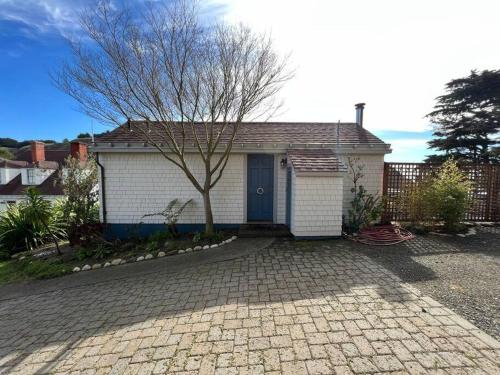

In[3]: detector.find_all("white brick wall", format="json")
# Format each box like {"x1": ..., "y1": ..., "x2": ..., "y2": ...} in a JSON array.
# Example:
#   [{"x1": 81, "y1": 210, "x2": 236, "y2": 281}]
[
  {"x1": 290, "y1": 171, "x2": 343, "y2": 237},
  {"x1": 339, "y1": 154, "x2": 385, "y2": 217},
  {"x1": 101, "y1": 153, "x2": 245, "y2": 224}
]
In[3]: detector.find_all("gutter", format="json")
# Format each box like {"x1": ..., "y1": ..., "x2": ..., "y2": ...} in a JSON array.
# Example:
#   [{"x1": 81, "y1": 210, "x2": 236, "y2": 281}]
[
  {"x1": 90, "y1": 142, "x2": 392, "y2": 155},
  {"x1": 95, "y1": 152, "x2": 107, "y2": 224}
]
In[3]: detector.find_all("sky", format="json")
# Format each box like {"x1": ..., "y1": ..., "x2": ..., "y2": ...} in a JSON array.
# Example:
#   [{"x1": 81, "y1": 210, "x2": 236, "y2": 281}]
[{"x1": 1, "y1": 0, "x2": 499, "y2": 161}]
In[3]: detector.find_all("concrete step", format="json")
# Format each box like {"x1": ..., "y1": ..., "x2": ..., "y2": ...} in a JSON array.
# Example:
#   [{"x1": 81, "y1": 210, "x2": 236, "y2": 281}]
[{"x1": 239, "y1": 224, "x2": 292, "y2": 238}]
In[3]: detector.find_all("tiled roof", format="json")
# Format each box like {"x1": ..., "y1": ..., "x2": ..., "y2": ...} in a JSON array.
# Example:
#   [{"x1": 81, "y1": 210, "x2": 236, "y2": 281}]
[
  {"x1": 15, "y1": 149, "x2": 70, "y2": 165},
  {"x1": 0, "y1": 159, "x2": 29, "y2": 169},
  {"x1": 0, "y1": 172, "x2": 63, "y2": 196},
  {"x1": 95, "y1": 122, "x2": 387, "y2": 146},
  {"x1": 287, "y1": 149, "x2": 347, "y2": 173}
]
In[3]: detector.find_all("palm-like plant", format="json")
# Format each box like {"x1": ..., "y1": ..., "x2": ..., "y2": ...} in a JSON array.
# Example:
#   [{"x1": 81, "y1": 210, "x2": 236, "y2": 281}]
[
  {"x1": 22, "y1": 188, "x2": 66, "y2": 254},
  {"x1": 0, "y1": 188, "x2": 66, "y2": 255}
]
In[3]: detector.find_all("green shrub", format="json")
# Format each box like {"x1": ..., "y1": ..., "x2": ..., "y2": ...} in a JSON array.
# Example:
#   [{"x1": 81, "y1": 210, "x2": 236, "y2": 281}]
[
  {"x1": 400, "y1": 159, "x2": 472, "y2": 232},
  {"x1": 192, "y1": 231, "x2": 224, "y2": 245},
  {"x1": 93, "y1": 243, "x2": 113, "y2": 259},
  {"x1": 0, "y1": 189, "x2": 66, "y2": 255},
  {"x1": 346, "y1": 157, "x2": 384, "y2": 233},
  {"x1": 348, "y1": 185, "x2": 384, "y2": 233},
  {"x1": 76, "y1": 247, "x2": 95, "y2": 261},
  {"x1": 76, "y1": 243, "x2": 113, "y2": 260},
  {"x1": 58, "y1": 156, "x2": 99, "y2": 244},
  {"x1": 427, "y1": 160, "x2": 472, "y2": 232}
]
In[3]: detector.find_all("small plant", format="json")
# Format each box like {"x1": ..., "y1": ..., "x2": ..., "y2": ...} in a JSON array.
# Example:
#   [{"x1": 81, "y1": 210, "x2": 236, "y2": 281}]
[
  {"x1": 143, "y1": 199, "x2": 193, "y2": 235},
  {"x1": 192, "y1": 232, "x2": 202, "y2": 244},
  {"x1": 148, "y1": 230, "x2": 172, "y2": 244},
  {"x1": 93, "y1": 243, "x2": 113, "y2": 260},
  {"x1": 346, "y1": 157, "x2": 384, "y2": 233},
  {"x1": 192, "y1": 231, "x2": 224, "y2": 245},
  {"x1": 76, "y1": 242, "x2": 113, "y2": 260},
  {"x1": 400, "y1": 159, "x2": 472, "y2": 232},
  {"x1": 76, "y1": 247, "x2": 94, "y2": 261}
]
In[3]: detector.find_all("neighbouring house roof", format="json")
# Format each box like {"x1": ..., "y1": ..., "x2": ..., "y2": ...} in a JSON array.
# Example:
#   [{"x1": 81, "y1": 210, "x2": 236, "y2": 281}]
[
  {"x1": 287, "y1": 149, "x2": 347, "y2": 174},
  {"x1": 0, "y1": 172, "x2": 63, "y2": 196},
  {"x1": 0, "y1": 159, "x2": 29, "y2": 169},
  {"x1": 94, "y1": 121, "x2": 388, "y2": 147},
  {"x1": 16, "y1": 147, "x2": 69, "y2": 165}
]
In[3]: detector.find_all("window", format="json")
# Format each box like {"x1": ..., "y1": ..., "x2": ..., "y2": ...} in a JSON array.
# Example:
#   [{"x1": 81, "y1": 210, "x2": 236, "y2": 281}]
[{"x1": 27, "y1": 169, "x2": 35, "y2": 184}]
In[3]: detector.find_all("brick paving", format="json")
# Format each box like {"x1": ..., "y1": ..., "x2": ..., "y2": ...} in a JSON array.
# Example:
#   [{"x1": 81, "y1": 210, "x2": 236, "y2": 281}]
[{"x1": 0, "y1": 239, "x2": 499, "y2": 374}]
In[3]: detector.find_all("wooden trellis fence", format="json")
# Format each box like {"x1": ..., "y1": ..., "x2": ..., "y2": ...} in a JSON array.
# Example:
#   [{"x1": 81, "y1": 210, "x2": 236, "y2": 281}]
[{"x1": 383, "y1": 162, "x2": 500, "y2": 222}]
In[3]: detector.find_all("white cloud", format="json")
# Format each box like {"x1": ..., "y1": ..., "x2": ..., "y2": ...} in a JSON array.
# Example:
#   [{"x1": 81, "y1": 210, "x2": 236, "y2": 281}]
[
  {"x1": 0, "y1": 0, "x2": 83, "y2": 39},
  {"x1": 216, "y1": 0, "x2": 500, "y2": 132}
]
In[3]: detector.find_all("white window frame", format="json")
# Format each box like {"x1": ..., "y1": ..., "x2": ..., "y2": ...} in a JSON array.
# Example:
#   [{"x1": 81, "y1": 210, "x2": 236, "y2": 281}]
[{"x1": 27, "y1": 169, "x2": 35, "y2": 184}]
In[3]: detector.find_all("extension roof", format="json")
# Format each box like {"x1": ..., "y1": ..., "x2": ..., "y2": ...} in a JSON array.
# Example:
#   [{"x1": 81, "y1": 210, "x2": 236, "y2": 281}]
[
  {"x1": 94, "y1": 121, "x2": 388, "y2": 148},
  {"x1": 287, "y1": 149, "x2": 347, "y2": 174}
]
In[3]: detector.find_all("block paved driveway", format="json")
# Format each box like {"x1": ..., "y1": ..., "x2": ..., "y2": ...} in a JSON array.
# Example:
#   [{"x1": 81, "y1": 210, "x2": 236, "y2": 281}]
[{"x1": 0, "y1": 239, "x2": 499, "y2": 374}]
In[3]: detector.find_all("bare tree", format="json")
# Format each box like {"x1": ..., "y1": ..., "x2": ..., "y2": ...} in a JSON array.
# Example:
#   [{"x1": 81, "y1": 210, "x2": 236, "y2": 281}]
[{"x1": 54, "y1": 0, "x2": 291, "y2": 235}]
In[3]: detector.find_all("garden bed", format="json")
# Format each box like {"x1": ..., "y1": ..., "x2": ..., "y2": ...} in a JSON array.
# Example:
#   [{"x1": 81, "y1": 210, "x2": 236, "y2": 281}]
[{"x1": 1, "y1": 229, "x2": 237, "y2": 286}]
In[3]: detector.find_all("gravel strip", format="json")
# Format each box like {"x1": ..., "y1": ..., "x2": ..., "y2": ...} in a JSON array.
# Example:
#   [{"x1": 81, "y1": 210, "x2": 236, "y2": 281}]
[{"x1": 357, "y1": 227, "x2": 500, "y2": 339}]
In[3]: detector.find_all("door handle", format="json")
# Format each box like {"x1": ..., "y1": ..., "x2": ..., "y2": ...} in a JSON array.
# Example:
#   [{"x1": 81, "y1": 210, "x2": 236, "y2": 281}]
[{"x1": 256, "y1": 187, "x2": 264, "y2": 195}]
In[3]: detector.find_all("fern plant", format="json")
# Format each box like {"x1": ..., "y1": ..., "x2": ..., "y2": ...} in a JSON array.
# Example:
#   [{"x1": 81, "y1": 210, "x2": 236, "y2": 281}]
[{"x1": 143, "y1": 199, "x2": 193, "y2": 235}]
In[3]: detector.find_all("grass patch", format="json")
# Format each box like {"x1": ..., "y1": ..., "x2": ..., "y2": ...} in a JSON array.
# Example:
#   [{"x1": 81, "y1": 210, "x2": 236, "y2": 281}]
[{"x1": 0, "y1": 258, "x2": 71, "y2": 286}]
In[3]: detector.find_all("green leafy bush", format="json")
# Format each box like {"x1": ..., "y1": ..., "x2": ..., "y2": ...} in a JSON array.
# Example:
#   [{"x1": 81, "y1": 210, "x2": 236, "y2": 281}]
[
  {"x1": 400, "y1": 159, "x2": 472, "y2": 232},
  {"x1": 0, "y1": 189, "x2": 66, "y2": 255},
  {"x1": 346, "y1": 157, "x2": 384, "y2": 233},
  {"x1": 192, "y1": 231, "x2": 224, "y2": 245},
  {"x1": 58, "y1": 155, "x2": 99, "y2": 244},
  {"x1": 348, "y1": 185, "x2": 384, "y2": 233}
]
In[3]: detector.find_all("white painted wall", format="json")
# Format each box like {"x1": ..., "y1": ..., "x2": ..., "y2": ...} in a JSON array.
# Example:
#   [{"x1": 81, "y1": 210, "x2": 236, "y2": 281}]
[
  {"x1": 101, "y1": 153, "x2": 246, "y2": 224},
  {"x1": 290, "y1": 170, "x2": 343, "y2": 237},
  {"x1": 0, "y1": 168, "x2": 21, "y2": 185},
  {"x1": 0, "y1": 195, "x2": 59, "y2": 213},
  {"x1": 339, "y1": 154, "x2": 385, "y2": 217},
  {"x1": 20, "y1": 168, "x2": 54, "y2": 185}
]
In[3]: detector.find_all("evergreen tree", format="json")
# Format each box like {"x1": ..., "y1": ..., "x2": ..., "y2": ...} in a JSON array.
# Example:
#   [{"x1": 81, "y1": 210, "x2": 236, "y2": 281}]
[{"x1": 426, "y1": 69, "x2": 500, "y2": 163}]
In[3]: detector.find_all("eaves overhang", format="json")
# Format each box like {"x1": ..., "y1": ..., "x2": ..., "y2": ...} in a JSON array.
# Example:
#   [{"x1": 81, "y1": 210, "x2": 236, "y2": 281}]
[{"x1": 90, "y1": 142, "x2": 392, "y2": 155}]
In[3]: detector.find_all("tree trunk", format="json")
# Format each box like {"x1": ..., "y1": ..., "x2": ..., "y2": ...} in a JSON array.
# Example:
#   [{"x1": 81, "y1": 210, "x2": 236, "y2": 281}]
[{"x1": 203, "y1": 190, "x2": 214, "y2": 235}]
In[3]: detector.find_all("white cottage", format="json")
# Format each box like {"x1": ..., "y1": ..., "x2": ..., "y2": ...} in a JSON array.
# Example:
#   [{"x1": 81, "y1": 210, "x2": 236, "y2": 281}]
[{"x1": 91, "y1": 104, "x2": 391, "y2": 239}]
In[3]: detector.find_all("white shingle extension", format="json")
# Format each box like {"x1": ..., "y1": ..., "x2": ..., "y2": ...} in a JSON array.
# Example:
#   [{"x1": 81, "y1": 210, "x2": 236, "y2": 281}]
[{"x1": 98, "y1": 150, "x2": 385, "y2": 238}]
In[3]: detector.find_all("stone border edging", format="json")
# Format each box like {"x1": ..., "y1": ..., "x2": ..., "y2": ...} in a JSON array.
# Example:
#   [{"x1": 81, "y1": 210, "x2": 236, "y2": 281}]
[{"x1": 72, "y1": 235, "x2": 238, "y2": 273}]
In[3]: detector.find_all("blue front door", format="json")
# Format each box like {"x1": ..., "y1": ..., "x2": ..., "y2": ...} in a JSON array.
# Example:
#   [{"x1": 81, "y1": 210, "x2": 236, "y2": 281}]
[{"x1": 247, "y1": 154, "x2": 274, "y2": 221}]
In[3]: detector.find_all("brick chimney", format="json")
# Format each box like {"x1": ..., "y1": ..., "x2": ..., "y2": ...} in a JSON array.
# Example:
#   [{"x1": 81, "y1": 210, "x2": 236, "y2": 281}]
[
  {"x1": 70, "y1": 141, "x2": 88, "y2": 162},
  {"x1": 31, "y1": 141, "x2": 45, "y2": 163}
]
